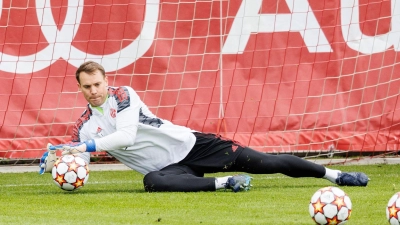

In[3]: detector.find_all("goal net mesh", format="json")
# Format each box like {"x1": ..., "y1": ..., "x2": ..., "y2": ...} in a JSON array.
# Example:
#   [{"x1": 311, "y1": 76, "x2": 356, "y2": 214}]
[{"x1": 0, "y1": 0, "x2": 399, "y2": 166}]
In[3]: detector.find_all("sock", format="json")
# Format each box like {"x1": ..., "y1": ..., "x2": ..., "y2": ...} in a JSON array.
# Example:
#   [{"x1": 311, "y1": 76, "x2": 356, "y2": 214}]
[
  {"x1": 323, "y1": 168, "x2": 341, "y2": 184},
  {"x1": 215, "y1": 176, "x2": 232, "y2": 190}
]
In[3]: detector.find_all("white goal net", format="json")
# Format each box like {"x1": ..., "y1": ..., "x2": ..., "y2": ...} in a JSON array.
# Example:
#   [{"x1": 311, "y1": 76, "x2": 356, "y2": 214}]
[{"x1": 0, "y1": 0, "x2": 399, "y2": 166}]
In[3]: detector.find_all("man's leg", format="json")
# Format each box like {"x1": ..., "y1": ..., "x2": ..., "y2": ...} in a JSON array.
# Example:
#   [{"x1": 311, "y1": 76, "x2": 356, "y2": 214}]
[
  {"x1": 233, "y1": 147, "x2": 326, "y2": 177},
  {"x1": 233, "y1": 147, "x2": 369, "y2": 186},
  {"x1": 143, "y1": 164, "x2": 216, "y2": 192}
]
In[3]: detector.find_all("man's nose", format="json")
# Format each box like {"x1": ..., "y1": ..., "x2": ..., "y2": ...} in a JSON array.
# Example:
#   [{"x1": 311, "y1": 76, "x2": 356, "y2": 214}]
[{"x1": 90, "y1": 87, "x2": 97, "y2": 94}]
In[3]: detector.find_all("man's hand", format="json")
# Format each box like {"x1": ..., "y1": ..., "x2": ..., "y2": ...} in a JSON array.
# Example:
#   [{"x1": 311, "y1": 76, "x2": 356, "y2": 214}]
[
  {"x1": 48, "y1": 142, "x2": 83, "y2": 151},
  {"x1": 49, "y1": 140, "x2": 97, "y2": 155},
  {"x1": 61, "y1": 142, "x2": 87, "y2": 155},
  {"x1": 38, "y1": 143, "x2": 58, "y2": 174}
]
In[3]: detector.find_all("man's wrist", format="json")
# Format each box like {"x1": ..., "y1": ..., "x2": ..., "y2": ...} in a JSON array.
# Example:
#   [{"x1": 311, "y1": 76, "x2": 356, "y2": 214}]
[{"x1": 84, "y1": 140, "x2": 96, "y2": 152}]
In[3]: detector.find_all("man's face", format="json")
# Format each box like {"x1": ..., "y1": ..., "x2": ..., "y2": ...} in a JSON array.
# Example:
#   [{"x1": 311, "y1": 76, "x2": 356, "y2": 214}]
[{"x1": 77, "y1": 69, "x2": 108, "y2": 107}]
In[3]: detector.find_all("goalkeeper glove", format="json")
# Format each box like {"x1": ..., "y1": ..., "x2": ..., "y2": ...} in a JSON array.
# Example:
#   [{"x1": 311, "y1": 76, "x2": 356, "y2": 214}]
[
  {"x1": 49, "y1": 140, "x2": 97, "y2": 155},
  {"x1": 38, "y1": 143, "x2": 57, "y2": 175}
]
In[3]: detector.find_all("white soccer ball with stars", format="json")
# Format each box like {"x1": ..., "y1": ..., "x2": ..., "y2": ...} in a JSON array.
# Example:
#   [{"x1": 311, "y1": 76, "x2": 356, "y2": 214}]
[
  {"x1": 52, "y1": 155, "x2": 89, "y2": 191},
  {"x1": 309, "y1": 186, "x2": 352, "y2": 225},
  {"x1": 386, "y1": 192, "x2": 400, "y2": 225}
]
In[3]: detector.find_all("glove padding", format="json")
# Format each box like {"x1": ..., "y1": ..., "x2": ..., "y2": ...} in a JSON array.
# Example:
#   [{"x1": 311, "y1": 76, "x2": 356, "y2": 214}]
[
  {"x1": 38, "y1": 143, "x2": 57, "y2": 174},
  {"x1": 61, "y1": 142, "x2": 87, "y2": 156},
  {"x1": 49, "y1": 142, "x2": 84, "y2": 150},
  {"x1": 50, "y1": 140, "x2": 96, "y2": 155}
]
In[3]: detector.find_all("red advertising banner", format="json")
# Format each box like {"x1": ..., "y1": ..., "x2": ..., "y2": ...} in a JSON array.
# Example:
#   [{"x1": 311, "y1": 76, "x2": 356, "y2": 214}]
[{"x1": 0, "y1": 0, "x2": 399, "y2": 159}]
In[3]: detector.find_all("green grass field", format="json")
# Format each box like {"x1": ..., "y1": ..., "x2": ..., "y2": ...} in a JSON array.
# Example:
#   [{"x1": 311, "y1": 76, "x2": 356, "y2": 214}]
[{"x1": 0, "y1": 164, "x2": 398, "y2": 224}]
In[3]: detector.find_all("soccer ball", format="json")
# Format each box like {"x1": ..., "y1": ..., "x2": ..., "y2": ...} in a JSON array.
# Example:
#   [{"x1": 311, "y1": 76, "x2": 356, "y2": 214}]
[
  {"x1": 386, "y1": 192, "x2": 400, "y2": 225},
  {"x1": 309, "y1": 186, "x2": 352, "y2": 225},
  {"x1": 52, "y1": 155, "x2": 89, "y2": 191}
]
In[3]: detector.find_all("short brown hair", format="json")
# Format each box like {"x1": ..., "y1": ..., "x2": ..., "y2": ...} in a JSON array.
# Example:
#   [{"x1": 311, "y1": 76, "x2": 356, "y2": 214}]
[{"x1": 75, "y1": 61, "x2": 106, "y2": 83}]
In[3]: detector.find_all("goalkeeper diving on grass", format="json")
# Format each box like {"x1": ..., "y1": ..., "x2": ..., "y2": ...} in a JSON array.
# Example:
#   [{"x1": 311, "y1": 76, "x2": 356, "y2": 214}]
[{"x1": 39, "y1": 61, "x2": 369, "y2": 192}]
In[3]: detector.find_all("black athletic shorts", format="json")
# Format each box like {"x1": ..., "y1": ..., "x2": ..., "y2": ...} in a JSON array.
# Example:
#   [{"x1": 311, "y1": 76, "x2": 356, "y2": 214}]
[{"x1": 177, "y1": 132, "x2": 246, "y2": 174}]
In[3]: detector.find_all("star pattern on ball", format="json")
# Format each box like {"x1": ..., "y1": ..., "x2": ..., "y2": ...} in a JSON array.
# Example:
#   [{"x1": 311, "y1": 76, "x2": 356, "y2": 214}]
[
  {"x1": 85, "y1": 164, "x2": 90, "y2": 173},
  {"x1": 73, "y1": 178, "x2": 85, "y2": 188},
  {"x1": 67, "y1": 161, "x2": 79, "y2": 173},
  {"x1": 333, "y1": 196, "x2": 345, "y2": 210},
  {"x1": 320, "y1": 186, "x2": 332, "y2": 192},
  {"x1": 312, "y1": 198, "x2": 326, "y2": 214},
  {"x1": 53, "y1": 159, "x2": 61, "y2": 167},
  {"x1": 55, "y1": 173, "x2": 67, "y2": 186},
  {"x1": 326, "y1": 216, "x2": 339, "y2": 225},
  {"x1": 388, "y1": 203, "x2": 400, "y2": 219}
]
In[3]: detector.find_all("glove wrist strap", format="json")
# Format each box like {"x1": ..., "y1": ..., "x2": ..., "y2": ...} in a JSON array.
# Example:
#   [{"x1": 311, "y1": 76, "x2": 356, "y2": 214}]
[{"x1": 84, "y1": 139, "x2": 96, "y2": 152}]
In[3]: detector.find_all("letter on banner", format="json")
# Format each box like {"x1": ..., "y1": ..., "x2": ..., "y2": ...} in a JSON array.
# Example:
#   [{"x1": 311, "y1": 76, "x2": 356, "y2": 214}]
[
  {"x1": 0, "y1": 0, "x2": 159, "y2": 73},
  {"x1": 341, "y1": 0, "x2": 400, "y2": 54},
  {"x1": 222, "y1": 0, "x2": 332, "y2": 54}
]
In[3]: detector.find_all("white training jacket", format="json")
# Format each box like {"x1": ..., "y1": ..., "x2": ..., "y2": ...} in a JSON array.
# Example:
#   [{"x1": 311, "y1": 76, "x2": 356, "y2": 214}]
[{"x1": 73, "y1": 86, "x2": 196, "y2": 175}]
